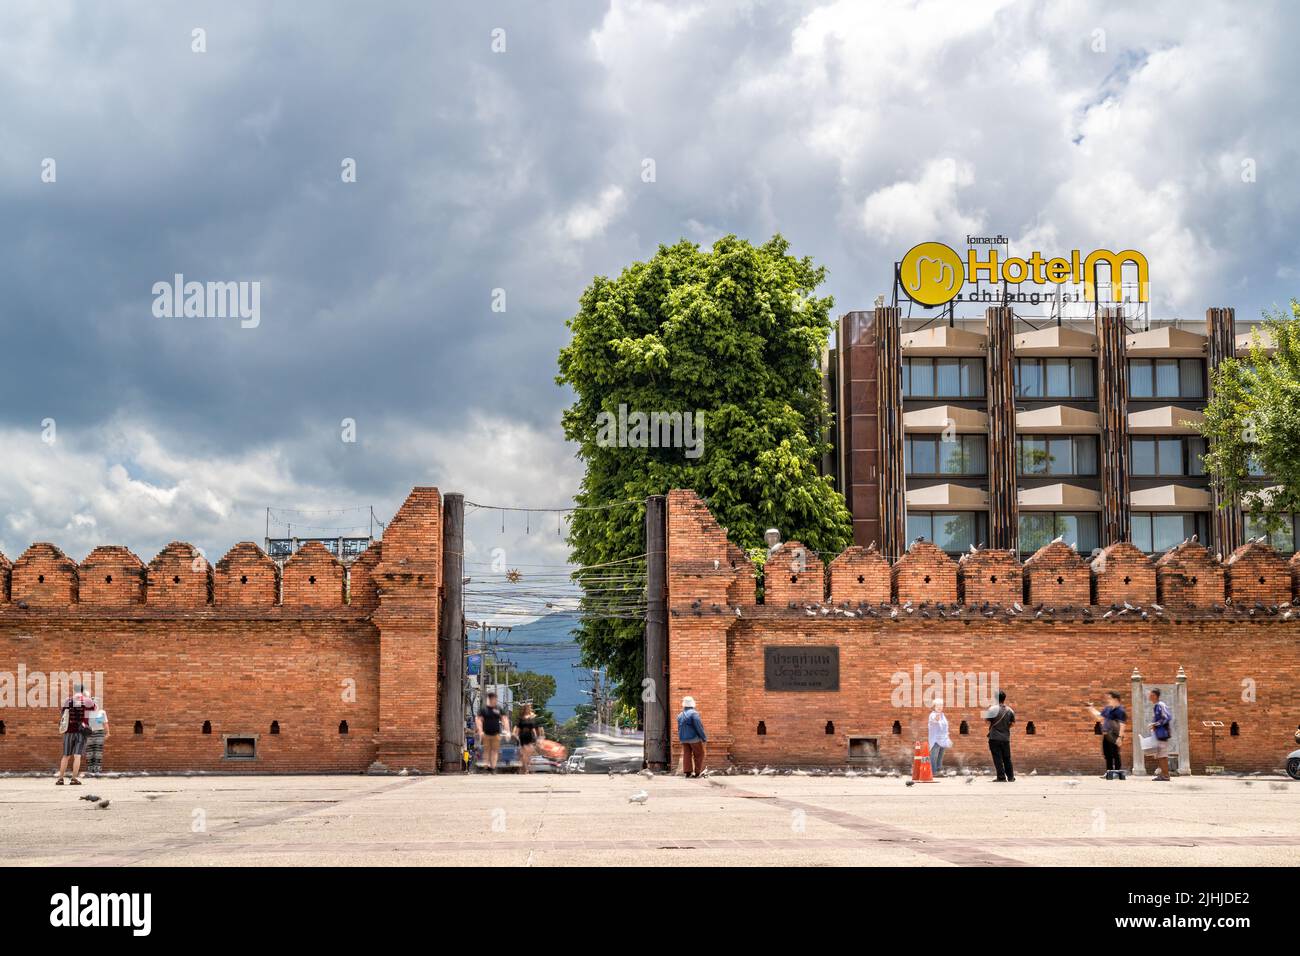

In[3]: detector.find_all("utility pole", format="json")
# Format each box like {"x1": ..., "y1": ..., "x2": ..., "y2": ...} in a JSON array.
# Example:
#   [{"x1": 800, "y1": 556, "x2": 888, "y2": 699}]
[
  {"x1": 439, "y1": 493, "x2": 465, "y2": 772},
  {"x1": 644, "y1": 495, "x2": 669, "y2": 768}
]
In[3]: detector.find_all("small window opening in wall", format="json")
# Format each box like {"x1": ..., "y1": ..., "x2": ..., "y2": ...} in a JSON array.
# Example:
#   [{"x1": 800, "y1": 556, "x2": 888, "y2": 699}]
[
  {"x1": 790, "y1": 574, "x2": 798, "y2": 584},
  {"x1": 172, "y1": 575, "x2": 181, "y2": 585},
  {"x1": 1093, "y1": 721, "x2": 1102, "y2": 735},
  {"x1": 1025, "y1": 721, "x2": 1036, "y2": 735},
  {"x1": 270, "y1": 721, "x2": 280, "y2": 735},
  {"x1": 990, "y1": 575, "x2": 998, "y2": 583},
  {"x1": 105, "y1": 575, "x2": 112, "y2": 584},
  {"x1": 958, "y1": 720, "x2": 969, "y2": 735},
  {"x1": 1230, "y1": 722, "x2": 1240, "y2": 737},
  {"x1": 857, "y1": 575, "x2": 865, "y2": 584},
  {"x1": 224, "y1": 736, "x2": 257, "y2": 760},
  {"x1": 891, "y1": 720, "x2": 902, "y2": 735},
  {"x1": 756, "y1": 721, "x2": 767, "y2": 736},
  {"x1": 825, "y1": 720, "x2": 835, "y2": 735},
  {"x1": 338, "y1": 720, "x2": 349, "y2": 735},
  {"x1": 0, "y1": 719, "x2": 5, "y2": 735},
  {"x1": 1123, "y1": 576, "x2": 1131, "y2": 585},
  {"x1": 240, "y1": 575, "x2": 248, "y2": 585},
  {"x1": 37, "y1": 574, "x2": 45, "y2": 584},
  {"x1": 1259, "y1": 576, "x2": 1266, "y2": 585},
  {"x1": 133, "y1": 721, "x2": 143, "y2": 734},
  {"x1": 923, "y1": 575, "x2": 931, "y2": 584},
  {"x1": 202, "y1": 720, "x2": 211, "y2": 735},
  {"x1": 1190, "y1": 576, "x2": 1198, "y2": 585},
  {"x1": 309, "y1": 575, "x2": 317, "y2": 585},
  {"x1": 848, "y1": 736, "x2": 878, "y2": 760},
  {"x1": 1056, "y1": 575, "x2": 1064, "y2": 585}
]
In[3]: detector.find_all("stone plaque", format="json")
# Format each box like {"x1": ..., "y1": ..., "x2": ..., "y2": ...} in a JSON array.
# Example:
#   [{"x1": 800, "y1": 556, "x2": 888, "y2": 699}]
[{"x1": 764, "y1": 646, "x2": 840, "y2": 692}]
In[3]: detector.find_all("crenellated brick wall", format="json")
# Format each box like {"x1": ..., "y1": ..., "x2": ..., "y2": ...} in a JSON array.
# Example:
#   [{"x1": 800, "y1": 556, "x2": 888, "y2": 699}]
[
  {"x1": 0, "y1": 487, "x2": 444, "y2": 774},
  {"x1": 667, "y1": 490, "x2": 1300, "y2": 774}
]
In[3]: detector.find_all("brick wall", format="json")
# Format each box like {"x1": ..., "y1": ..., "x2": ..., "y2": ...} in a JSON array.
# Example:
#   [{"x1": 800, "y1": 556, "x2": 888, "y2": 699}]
[
  {"x1": 668, "y1": 489, "x2": 1300, "y2": 773},
  {"x1": 0, "y1": 487, "x2": 443, "y2": 774}
]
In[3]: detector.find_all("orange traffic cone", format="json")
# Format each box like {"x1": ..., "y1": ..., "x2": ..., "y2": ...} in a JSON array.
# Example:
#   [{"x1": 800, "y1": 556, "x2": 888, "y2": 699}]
[{"x1": 912, "y1": 740, "x2": 935, "y2": 782}]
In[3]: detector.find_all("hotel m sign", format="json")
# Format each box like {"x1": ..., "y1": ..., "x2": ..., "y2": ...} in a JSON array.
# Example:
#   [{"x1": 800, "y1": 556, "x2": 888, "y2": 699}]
[
  {"x1": 898, "y1": 241, "x2": 1149, "y2": 307},
  {"x1": 764, "y1": 646, "x2": 840, "y2": 692}
]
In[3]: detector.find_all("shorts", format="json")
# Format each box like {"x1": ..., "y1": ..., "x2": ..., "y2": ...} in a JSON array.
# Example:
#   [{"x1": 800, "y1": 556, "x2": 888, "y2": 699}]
[
  {"x1": 62, "y1": 731, "x2": 88, "y2": 757},
  {"x1": 1152, "y1": 738, "x2": 1170, "y2": 758}
]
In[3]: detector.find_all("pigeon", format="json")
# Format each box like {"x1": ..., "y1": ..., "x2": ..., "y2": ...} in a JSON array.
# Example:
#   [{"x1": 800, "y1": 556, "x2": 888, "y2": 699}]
[
  {"x1": 97, "y1": 799, "x2": 111, "y2": 809},
  {"x1": 79, "y1": 794, "x2": 101, "y2": 802},
  {"x1": 1051, "y1": 535, "x2": 1064, "y2": 544},
  {"x1": 1063, "y1": 780, "x2": 1079, "y2": 788},
  {"x1": 964, "y1": 776, "x2": 974, "y2": 785},
  {"x1": 639, "y1": 769, "x2": 653, "y2": 778},
  {"x1": 969, "y1": 544, "x2": 978, "y2": 554},
  {"x1": 905, "y1": 780, "x2": 915, "y2": 787},
  {"x1": 1013, "y1": 602, "x2": 1024, "y2": 614},
  {"x1": 735, "y1": 607, "x2": 742, "y2": 617},
  {"x1": 628, "y1": 790, "x2": 649, "y2": 804}
]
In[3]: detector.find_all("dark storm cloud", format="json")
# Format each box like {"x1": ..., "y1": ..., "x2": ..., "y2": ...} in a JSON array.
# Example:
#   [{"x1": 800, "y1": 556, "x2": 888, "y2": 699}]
[{"x1": 0, "y1": 0, "x2": 1298, "y2": 568}]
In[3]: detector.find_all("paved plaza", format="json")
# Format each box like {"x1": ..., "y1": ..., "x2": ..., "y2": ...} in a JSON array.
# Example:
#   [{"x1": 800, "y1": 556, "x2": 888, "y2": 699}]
[{"x1": 2, "y1": 770, "x2": 1297, "y2": 867}]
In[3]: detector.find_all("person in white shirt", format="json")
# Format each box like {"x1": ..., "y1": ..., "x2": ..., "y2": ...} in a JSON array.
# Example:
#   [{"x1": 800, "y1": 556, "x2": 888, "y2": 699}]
[{"x1": 86, "y1": 706, "x2": 109, "y2": 776}]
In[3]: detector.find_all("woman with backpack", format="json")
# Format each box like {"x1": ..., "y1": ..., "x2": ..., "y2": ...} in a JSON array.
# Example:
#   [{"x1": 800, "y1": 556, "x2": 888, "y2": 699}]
[{"x1": 55, "y1": 683, "x2": 96, "y2": 786}]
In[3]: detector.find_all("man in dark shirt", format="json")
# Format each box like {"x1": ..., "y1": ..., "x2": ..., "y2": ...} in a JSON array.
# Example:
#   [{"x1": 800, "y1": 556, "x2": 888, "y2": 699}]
[
  {"x1": 475, "y1": 691, "x2": 509, "y2": 773},
  {"x1": 1088, "y1": 691, "x2": 1127, "y2": 780},
  {"x1": 985, "y1": 690, "x2": 1016, "y2": 782}
]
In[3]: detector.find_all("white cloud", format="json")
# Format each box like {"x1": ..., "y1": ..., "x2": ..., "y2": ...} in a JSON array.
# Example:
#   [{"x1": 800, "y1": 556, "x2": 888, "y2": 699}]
[{"x1": 557, "y1": 185, "x2": 627, "y2": 242}]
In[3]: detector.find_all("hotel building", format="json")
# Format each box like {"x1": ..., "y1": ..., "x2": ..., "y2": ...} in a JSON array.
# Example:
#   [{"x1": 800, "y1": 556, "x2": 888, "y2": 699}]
[{"x1": 825, "y1": 304, "x2": 1282, "y2": 560}]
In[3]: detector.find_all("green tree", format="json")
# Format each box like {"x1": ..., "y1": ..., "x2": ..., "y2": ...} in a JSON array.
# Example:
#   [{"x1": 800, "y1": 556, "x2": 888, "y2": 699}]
[
  {"x1": 1201, "y1": 300, "x2": 1300, "y2": 534},
  {"x1": 555, "y1": 703, "x2": 595, "y2": 753},
  {"x1": 556, "y1": 234, "x2": 853, "y2": 702},
  {"x1": 513, "y1": 670, "x2": 558, "y2": 731}
]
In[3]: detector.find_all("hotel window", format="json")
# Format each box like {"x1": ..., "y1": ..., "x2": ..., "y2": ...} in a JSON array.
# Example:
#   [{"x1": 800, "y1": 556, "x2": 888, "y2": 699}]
[
  {"x1": 905, "y1": 434, "x2": 988, "y2": 476},
  {"x1": 1014, "y1": 358, "x2": 1095, "y2": 399},
  {"x1": 1244, "y1": 515, "x2": 1297, "y2": 554},
  {"x1": 906, "y1": 512, "x2": 989, "y2": 556},
  {"x1": 1017, "y1": 435, "x2": 1099, "y2": 476},
  {"x1": 1019, "y1": 512, "x2": 1100, "y2": 556},
  {"x1": 1128, "y1": 359, "x2": 1204, "y2": 399},
  {"x1": 1130, "y1": 512, "x2": 1210, "y2": 554},
  {"x1": 901, "y1": 357, "x2": 985, "y2": 398},
  {"x1": 1130, "y1": 436, "x2": 1206, "y2": 477}
]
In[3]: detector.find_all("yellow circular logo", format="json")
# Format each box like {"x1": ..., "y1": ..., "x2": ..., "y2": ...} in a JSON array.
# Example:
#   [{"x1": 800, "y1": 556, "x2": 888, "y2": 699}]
[{"x1": 899, "y1": 241, "x2": 964, "y2": 306}]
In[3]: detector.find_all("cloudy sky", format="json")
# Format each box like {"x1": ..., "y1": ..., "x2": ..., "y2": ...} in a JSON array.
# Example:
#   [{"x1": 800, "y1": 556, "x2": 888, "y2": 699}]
[{"x1": 1, "y1": 0, "x2": 1296, "y2": 576}]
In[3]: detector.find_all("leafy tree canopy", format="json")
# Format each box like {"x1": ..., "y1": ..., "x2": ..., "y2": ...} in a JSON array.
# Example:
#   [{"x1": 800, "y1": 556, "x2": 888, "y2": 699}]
[
  {"x1": 1201, "y1": 300, "x2": 1300, "y2": 533},
  {"x1": 556, "y1": 234, "x2": 853, "y2": 701}
]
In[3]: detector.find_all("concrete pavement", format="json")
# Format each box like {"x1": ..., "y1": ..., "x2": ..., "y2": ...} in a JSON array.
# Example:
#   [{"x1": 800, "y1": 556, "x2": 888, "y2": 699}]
[{"x1": 1, "y1": 771, "x2": 1297, "y2": 866}]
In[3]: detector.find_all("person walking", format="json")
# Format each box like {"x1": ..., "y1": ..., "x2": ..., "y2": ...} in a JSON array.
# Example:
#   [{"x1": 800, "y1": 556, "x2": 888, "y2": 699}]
[
  {"x1": 86, "y1": 703, "x2": 109, "y2": 776},
  {"x1": 985, "y1": 690, "x2": 1015, "y2": 782},
  {"x1": 516, "y1": 702, "x2": 541, "y2": 773},
  {"x1": 475, "y1": 690, "x2": 510, "y2": 773},
  {"x1": 1147, "y1": 688, "x2": 1172, "y2": 781},
  {"x1": 55, "y1": 683, "x2": 96, "y2": 786},
  {"x1": 1087, "y1": 692, "x2": 1126, "y2": 780},
  {"x1": 928, "y1": 699, "x2": 951, "y2": 776},
  {"x1": 677, "y1": 697, "x2": 707, "y2": 778}
]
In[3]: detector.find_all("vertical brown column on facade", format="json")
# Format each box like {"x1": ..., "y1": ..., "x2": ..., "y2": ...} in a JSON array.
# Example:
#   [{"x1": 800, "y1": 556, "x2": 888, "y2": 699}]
[
  {"x1": 838, "y1": 311, "x2": 881, "y2": 549},
  {"x1": 876, "y1": 306, "x2": 907, "y2": 560},
  {"x1": 1097, "y1": 307, "x2": 1131, "y2": 545},
  {"x1": 372, "y1": 486, "x2": 442, "y2": 772},
  {"x1": 643, "y1": 494, "x2": 669, "y2": 770},
  {"x1": 437, "y1": 493, "x2": 464, "y2": 772},
  {"x1": 1207, "y1": 307, "x2": 1243, "y2": 554},
  {"x1": 985, "y1": 307, "x2": 1018, "y2": 551}
]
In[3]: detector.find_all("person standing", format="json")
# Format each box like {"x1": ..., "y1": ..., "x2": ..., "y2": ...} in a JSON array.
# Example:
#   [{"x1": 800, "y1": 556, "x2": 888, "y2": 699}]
[
  {"x1": 1148, "y1": 688, "x2": 1172, "y2": 781},
  {"x1": 676, "y1": 697, "x2": 707, "y2": 778},
  {"x1": 55, "y1": 683, "x2": 96, "y2": 786},
  {"x1": 985, "y1": 690, "x2": 1015, "y2": 782},
  {"x1": 1087, "y1": 692, "x2": 1126, "y2": 780},
  {"x1": 475, "y1": 691, "x2": 510, "y2": 773},
  {"x1": 86, "y1": 703, "x2": 109, "y2": 776},
  {"x1": 928, "y1": 699, "x2": 951, "y2": 776}
]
